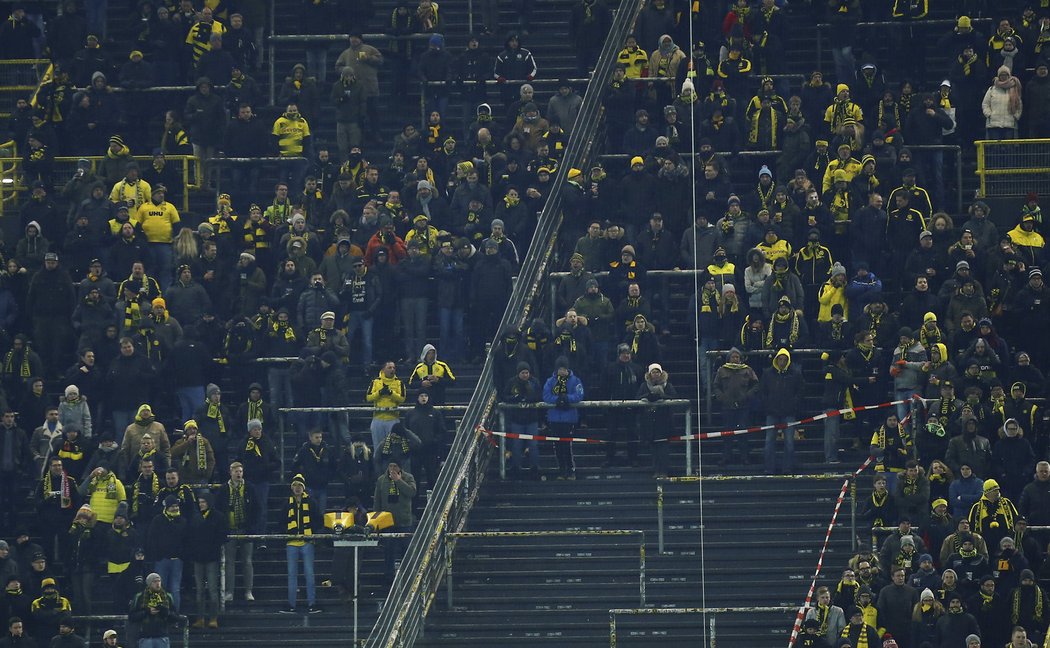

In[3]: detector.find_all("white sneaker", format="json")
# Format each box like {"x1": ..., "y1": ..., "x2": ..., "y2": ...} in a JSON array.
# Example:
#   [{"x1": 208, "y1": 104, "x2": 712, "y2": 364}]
[
  {"x1": 246, "y1": 591, "x2": 255, "y2": 601},
  {"x1": 223, "y1": 593, "x2": 233, "y2": 602}
]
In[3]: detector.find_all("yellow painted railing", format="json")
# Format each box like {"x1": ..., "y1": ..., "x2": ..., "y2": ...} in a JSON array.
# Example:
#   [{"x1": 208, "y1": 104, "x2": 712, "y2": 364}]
[
  {"x1": 0, "y1": 155, "x2": 198, "y2": 214},
  {"x1": 975, "y1": 138, "x2": 1050, "y2": 198}
]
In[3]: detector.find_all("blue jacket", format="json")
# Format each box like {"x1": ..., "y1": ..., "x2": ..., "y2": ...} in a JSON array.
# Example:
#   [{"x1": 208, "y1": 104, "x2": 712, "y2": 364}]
[
  {"x1": 543, "y1": 371, "x2": 584, "y2": 424},
  {"x1": 949, "y1": 475, "x2": 984, "y2": 520}
]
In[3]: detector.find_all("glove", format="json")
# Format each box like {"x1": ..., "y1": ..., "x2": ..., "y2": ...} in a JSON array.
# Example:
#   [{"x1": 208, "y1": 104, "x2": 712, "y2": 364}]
[
  {"x1": 379, "y1": 384, "x2": 391, "y2": 395},
  {"x1": 497, "y1": 76, "x2": 506, "y2": 83}
]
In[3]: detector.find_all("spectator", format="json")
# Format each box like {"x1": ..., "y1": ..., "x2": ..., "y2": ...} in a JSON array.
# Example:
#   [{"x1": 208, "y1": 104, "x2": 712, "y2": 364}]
[
  {"x1": 373, "y1": 462, "x2": 416, "y2": 583},
  {"x1": 128, "y1": 572, "x2": 173, "y2": 648},
  {"x1": 758, "y1": 349, "x2": 802, "y2": 476}
]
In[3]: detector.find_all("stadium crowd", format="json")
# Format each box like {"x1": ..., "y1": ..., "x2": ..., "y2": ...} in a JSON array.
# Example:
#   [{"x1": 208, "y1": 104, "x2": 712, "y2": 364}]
[{"x1": 0, "y1": 0, "x2": 1047, "y2": 646}]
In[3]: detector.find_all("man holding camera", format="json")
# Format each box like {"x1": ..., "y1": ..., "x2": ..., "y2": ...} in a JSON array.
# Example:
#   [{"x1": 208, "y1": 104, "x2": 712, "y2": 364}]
[{"x1": 373, "y1": 462, "x2": 416, "y2": 583}]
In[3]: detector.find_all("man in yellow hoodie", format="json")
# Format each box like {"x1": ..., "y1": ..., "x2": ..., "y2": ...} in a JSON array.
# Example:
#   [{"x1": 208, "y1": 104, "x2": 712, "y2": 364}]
[{"x1": 366, "y1": 361, "x2": 406, "y2": 449}]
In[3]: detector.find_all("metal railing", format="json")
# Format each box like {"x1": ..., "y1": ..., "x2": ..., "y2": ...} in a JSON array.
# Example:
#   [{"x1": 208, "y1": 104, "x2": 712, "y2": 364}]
[
  {"x1": 445, "y1": 530, "x2": 647, "y2": 608},
  {"x1": 73, "y1": 614, "x2": 189, "y2": 648},
  {"x1": 814, "y1": 18, "x2": 994, "y2": 73},
  {"x1": 975, "y1": 138, "x2": 1050, "y2": 198},
  {"x1": 600, "y1": 144, "x2": 963, "y2": 213},
  {"x1": 608, "y1": 606, "x2": 799, "y2": 648},
  {"x1": 656, "y1": 474, "x2": 859, "y2": 554},
  {"x1": 496, "y1": 399, "x2": 694, "y2": 477},
  {"x1": 0, "y1": 58, "x2": 49, "y2": 119},
  {"x1": 266, "y1": 33, "x2": 432, "y2": 105},
  {"x1": 0, "y1": 154, "x2": 199, "y2": 213},
  {"x1": 365, "y1": 0, "x2": 647, "y2": 642},
  {"x1": 222, "y1": 532, "x2": 410, "y2": 644}
]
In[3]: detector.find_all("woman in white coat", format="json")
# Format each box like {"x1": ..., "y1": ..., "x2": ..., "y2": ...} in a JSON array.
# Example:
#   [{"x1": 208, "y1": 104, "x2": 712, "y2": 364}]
[{"x1": 982, "y1": 65, "x2": 1023, "y2": 139}]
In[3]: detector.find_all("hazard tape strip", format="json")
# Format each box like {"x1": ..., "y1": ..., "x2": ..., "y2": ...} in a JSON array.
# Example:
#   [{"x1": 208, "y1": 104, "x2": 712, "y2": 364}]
[
  {"x1": 481, "y1": 396, "x2": 918, "y2": 444},
  {"x1": 787, "y1": 455, "x2": 874, "y2": 648},
  {"x1": 668, "y1": 397, "x2": 915, "y2": 442}
]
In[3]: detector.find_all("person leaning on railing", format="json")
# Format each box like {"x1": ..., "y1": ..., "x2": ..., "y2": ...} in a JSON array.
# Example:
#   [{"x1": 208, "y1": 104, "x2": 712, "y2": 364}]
[{"x1": 373, "y1": 462, "x2": 417, "y2": 584}]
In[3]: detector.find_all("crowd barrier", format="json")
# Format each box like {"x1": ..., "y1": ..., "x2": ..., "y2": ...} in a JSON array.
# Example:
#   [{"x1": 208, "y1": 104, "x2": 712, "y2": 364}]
[
  {"x1": 975, "y1": 138, "x2": 1050, "y2": 199},
  {"x1": 607, "y1": 606, "x2": 798, "y2": 648},
  {"x1": 656, "y1": 473, "x2": 859, "y2": 555},
  {"x1": 814, "y1": 17, "x2": 994, "y2": 73},
  {"x1": 0, "y1": 154, "x2": 198, "y2": 213},
  {"x1": 71, "y1": 613, "x2": 189, "y2": 648},
  {"x1": 444, "y1": 529, "x2": 646, "y2": 608},
  {"x1": 493, "y1": 399, "x2": 693, "y2": 477},
  {"x1": 222, "y1": 531, "x2": 412, "y2": 644}
]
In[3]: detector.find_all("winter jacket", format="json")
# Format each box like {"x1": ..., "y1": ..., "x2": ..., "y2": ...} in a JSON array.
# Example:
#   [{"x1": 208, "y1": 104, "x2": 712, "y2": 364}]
[
  {"x1": 713, "y1": 361, "x2": 759, "y2": 409},
  {"x1": 890, "y1": 341, "x2": 928, "y2": 390},
  {"x1": 373, "y1": 470, "x2": 416, "y2": 527},
  {"x1": 366, "y1": 372, "x2": 406, "y2": 421},
  {"x1": 542, "y1": 371, "x2": 584, "y2": 424},
  {"x1": 982, "y1": 84, "x2": 1022, "y2": 129},
  {"x1": 185, "y1": 505, "x2": 226, "y2": 563},
  {"x1": 759, "y1": 349, "x2": 803, "y2": 417},
  {"x1": 58, "y1": 399, "x2": 91, "y2": 438}
]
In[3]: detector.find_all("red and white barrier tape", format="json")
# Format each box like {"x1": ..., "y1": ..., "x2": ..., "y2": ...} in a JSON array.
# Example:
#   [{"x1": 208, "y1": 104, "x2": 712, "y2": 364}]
[
  {"x1": 482, "y1": 396, "x2": 919, "y2": 445},
  {"x1": 669, "y1": 397, "x2": 915, "y2": 442},
  {"x1": 787, "y1": 455, "x2": 874, "y2": 648}
]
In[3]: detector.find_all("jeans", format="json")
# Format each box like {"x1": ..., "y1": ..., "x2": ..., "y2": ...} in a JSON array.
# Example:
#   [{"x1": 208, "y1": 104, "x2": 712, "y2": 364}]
[
  {"x1": 138, "y1": 639, "x2": 169, "y2": 648},
  {"x1": 549, "y1": 421, "x2": 576, "y2": 476},
  {"x1": 223, "y1": 540, "x2": 254, "y2": 597},
  {"x1": 721, "y1": 407, "x2": 750, "y2": 463},
  {"x1": 383, "y1": 525, "x2": 412, "y2": 580},
  {"x1": 399, "y1": 297, "x2": 428, "y2": 360},
  {"x1": 85, "y1": 0, "x2": 107, "y2": 38},
  {"x1": 177, "y1": 386, "x2": 205, "y2": 423},
  {"x1": 986, "y1": 127, "x2": 1017, "y2": 140},
  {"x1": 438, "y1": 307, "x2": 464, "y2": 363},
  {"x1": 193, "y1": 561, "x2": 220, "y2": 617},
  {"x1": 508, "y1": 421, "x2": 539, "y2": 471},
  {"x1": 345, "y1": 312, "x2": 374, "y2": 366},
  {"x1": 226, "y1": 166, "x2": 260, "y2": 203},
  {"x1": 336, "y1": 122, "x2": 363, "y2": 159},
  {"x1": 370, "y1": 418, "x2": 398, "y2": 451},
  {"x1": 823, "y1": 415, "x2": 840, "y2": 463},
  {"x1": 249, "y1": 481, "x2": 269, "y2": 535},
  {"x1": 895, "y1": 388, "x2": 916, "y2": 424},
  {"x1": 286, "y1": 542, "x2": 316, "y2": 608},
  {"x1": 154, "y1": 558, "x2": 183, "y2": 611},
  {"x1": 305, "y1": 47, "x2": 328, "y2": 84},
  {"x1": 71, "y1": 571, "x2": 94, "y2": 614},
  {"x1": 151, "y1": 243, "x2": 174, "y2": 292},
  {"x1": 112, "y1": 409, "x2": 135, "y2": 446},
  {"x1": 763, "y1": 416, "x2": 795, "y2": 475},
  {"x1": 311, "y1": 487, "x2": 328, "y2": 516},
  {"x1": 831, "y1": 46, "x2": 856, "y2": 85}
]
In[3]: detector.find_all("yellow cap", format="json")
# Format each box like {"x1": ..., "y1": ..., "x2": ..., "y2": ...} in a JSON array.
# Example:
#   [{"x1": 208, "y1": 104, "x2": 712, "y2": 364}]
[
  {"x1": 630, "y1": 156, "x2": 645, "y2": 167},
  {"x1": 983, "y1": 479, "x2": 1000, "y2": 492},
  {"x1": 931, "y1": 498, "x2": 947, "y2": 510},
  {"x1": 567, "y1": 168, "x2": 582, "y2": 180},
  {"x1": 836, "y1": 83, "x2": 849, "y2": 94}
]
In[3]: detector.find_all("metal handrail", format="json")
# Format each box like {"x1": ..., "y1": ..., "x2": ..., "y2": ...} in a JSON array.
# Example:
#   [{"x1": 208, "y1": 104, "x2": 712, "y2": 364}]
[
  {"x1": 366, "y1": 0, "x2": 649, "y2": 642},
  {"x1": 0, "y1": 154, "x2": 198, "y2": 213},
  {"x1": 814, "y1": 17, "x2": 994, "y2": 71},
  {"x1": 73, "y1": 613, "x2": 189, "y2": 648},
  {"x1": 608, "y1": 606, "x2": 799, "y2": 648},
  {"x1": 267, "y1": 32, "x2": 431, "y2": 104},
  {"x1": 444, "y1": 530, "x2": 646, "y2": 608},
  {"x1": 656, "y1": 474, "x2": 859, "y2": 554},
  {"x1": 496, "y1": 399, "x2": 694, "y2": 477}
]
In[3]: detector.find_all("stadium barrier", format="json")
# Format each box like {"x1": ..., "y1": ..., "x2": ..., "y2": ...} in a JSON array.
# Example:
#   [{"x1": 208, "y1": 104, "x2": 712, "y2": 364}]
[
  {"x1": 975, "y1": 138, "x2": 1050, "y2": 198},
  {"x1": 0, "y1": 154, "x2": 198, "y2": 214},
  {"x1": 71, "y1": 613, "x2": 189, "y2": 648},
  {"x1": 444, "y1": 529, "x2": 646, "y2": 608},
  {"x1": 656, "y1": 473, "x2": 858, "y2": 555},
  {"x1": 607, "y1": 606, "x2": 798, "y2": 648},
  {"x1": 493, "y1": 399, "x2": 693, "y2": 478},
  {"x1": 814, "y1": 18, "x2": 994, "y2": 74}
]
